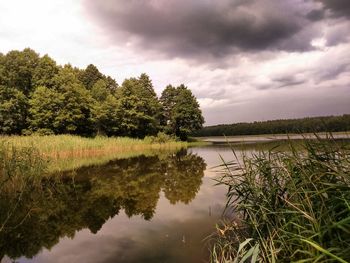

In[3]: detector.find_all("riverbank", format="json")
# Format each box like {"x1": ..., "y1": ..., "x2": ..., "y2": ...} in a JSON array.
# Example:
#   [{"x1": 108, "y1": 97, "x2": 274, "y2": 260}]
[{"x1": 0, "y1": 134, "x2": 191, "y2": 172}]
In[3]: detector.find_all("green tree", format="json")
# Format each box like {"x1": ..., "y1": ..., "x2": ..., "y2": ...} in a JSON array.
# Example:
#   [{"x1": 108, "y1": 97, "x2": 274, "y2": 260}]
[
  {"x1": 32, "y1": 54, "x2": 59, "y2": 88},
  {"x1": 28, "y1": 86, "x2": 63, "y2": 134},
  {"x1": 91, "y1": 79, "x2": 110, "y2": 102},
  {"x1": 79, "y1": 64, "x2": 103, "y2": 90},
  {"x1": 116, "y1": 74, "x2": 161, "y2": 137},
  {"x1": 0, "y1": 85, "x2": 27, "y2": 134},
  {"x1": 0, "y1": 48, "x2": 206, "y2": 138},
  {"x1": 90, "y1": 79, "x2": 120, "y2": 135},
  {"x1": 137, "y1": 73, "x2": 162, "y2": 133},
  {"x1": 52, "y1": 64, "x2": 79, "y2": 88},
  {"x1": 0, "y1": 53, "x2": 4, "y2": 85},
  {"x1": 55, "y1": 85, "x2": 94, "y2": 135},
  {"x1": 0, "y1": 48, "x2": 40, "y2": 95},
  {"x1": 51, "y1": 65, "x2": 94, "y2": 135},
  {"x1": 160, "y1": 84, "x2": 204, "y2": 140},
  {"x1": 104, "y1": 75, "x2": 119, "y2": 92}
]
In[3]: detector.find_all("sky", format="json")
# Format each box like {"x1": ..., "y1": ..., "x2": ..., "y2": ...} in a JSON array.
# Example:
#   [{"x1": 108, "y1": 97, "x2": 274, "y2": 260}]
[{"x1": 0, "y1": 0, "x2": 349, "y2": 125}]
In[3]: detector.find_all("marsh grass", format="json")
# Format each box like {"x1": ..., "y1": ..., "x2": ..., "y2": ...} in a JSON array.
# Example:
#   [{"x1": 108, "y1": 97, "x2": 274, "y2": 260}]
[
  {"x1": 0, "y1": 135, "x2": 187, "y2": 158},
  {"x1": 0, "y1": 142, "x2": 48, "y2": 233},
  {"x1": 0, "y1": 135, "x2": 188, "y2": 172},
  {"x1": 0, "y1": 142, "x2": 47, "y2": 190},
  {"x1": 211, "y1": 138, "x2": 350, "y2": 262}
]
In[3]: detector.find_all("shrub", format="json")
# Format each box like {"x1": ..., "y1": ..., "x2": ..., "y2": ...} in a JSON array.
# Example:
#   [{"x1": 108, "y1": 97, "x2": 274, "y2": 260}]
[{"x1": 144, "y1": 132, "x2": 176, "y2": 144}]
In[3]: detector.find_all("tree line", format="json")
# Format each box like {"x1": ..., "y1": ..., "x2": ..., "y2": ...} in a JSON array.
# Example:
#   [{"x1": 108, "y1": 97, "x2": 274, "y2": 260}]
[
  {"x1": 0, "y1": 48, "x2": 204, "y2": 140},
  {"x1": 193, "y1": 114, "x2": 350, "y2": 137}
]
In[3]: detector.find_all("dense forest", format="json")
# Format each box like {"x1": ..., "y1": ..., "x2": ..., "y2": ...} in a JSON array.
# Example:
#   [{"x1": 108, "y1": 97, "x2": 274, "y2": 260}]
[
  {"x1": 193, "y1": 114, "x2": 350, "y2": 137},
  {"x1": 0, "y1": 48, "x2": 204, "y2": 140}
]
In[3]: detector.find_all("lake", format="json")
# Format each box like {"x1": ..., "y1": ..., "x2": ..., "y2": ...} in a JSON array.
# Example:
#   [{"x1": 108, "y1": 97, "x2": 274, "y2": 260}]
[
  {"x1": 1, "y1": 136, "x2": 349, "y2": 263},
  {"x1": 1, "y1": 144, "x2": 234, "y2": 263}
]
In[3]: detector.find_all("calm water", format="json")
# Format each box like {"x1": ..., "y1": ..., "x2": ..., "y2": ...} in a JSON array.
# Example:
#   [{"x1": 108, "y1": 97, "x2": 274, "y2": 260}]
[
  {"x1": 3, "y1": 138, "x2": 349, "y2": 263},
  {"x1": 1, "y1": 145, "x2": 238, "y2": 263}
]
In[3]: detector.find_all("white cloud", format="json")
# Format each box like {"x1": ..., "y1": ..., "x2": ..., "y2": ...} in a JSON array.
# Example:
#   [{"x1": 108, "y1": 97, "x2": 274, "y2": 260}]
[{"x1": 198, "y1": 98, "x2": 231, "y2": 109}]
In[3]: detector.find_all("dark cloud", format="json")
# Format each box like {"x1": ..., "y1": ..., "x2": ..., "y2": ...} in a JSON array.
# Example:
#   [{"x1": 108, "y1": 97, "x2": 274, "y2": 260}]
[
  {"x1": 318, "y1": 62, "x2": 350, "y2": 81},
  {"x1": 254, "y1": 75, "x2": 307, "y2": 90},
  {"x1": 306, "y1": 9, "x2": 325, "y2": 21},
  {"x1": 81, "y1": 0, "x2": 349, "y2": 125},
  {"x1": 317, "y1": 0, "x2": 350, "y2": 18},
  {"x1": 273, "y1": 76, "x2": 307, "y2": 89},
  {"x1": 84, "y1": 0, "x2": 318, "y2": 62}
]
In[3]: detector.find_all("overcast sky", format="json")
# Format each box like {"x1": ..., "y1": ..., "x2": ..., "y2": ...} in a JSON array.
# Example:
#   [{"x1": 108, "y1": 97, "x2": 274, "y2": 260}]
[{"x1": 0, "y1": 0, "x2": 349, "y2": 125}]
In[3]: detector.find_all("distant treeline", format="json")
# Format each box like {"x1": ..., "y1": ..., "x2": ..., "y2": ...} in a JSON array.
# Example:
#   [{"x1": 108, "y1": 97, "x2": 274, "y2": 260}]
[
  {"x1": 193, "y1": 115, "x2": 350, "y2": 137},
  {"x1": 0, "y1": 48, "x2": 204, "y2": 140}
]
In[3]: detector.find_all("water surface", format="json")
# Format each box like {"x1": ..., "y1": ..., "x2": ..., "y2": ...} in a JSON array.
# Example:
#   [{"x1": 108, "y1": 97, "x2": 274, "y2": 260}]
[
  {"x1": 1, "y1": 147, "x2": 230, "y2": 263},
  {"x1": 2, "y1": 137, "x2": 350, "y2": 262}
]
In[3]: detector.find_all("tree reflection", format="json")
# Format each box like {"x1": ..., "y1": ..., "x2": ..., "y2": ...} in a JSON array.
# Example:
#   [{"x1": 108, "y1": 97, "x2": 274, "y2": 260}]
[
  {"x1": 0, "y1": 149, "x2": 206, "y2": 260},
  {"x1": 162, "y1": 149, "x2": 206, "y2": 204}
]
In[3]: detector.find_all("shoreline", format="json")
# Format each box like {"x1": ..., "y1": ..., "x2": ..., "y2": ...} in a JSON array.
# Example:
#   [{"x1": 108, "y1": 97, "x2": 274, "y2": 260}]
[{"x1": 196, "y1": 131, "x2": 350, "y2": 143}]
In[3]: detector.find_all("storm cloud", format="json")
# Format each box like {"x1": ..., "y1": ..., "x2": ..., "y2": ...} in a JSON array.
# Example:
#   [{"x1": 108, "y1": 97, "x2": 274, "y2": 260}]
[
  {"x1": 80, "y1": 0, "x2": 350, "y2": 124},
  {"x1": 0, "y1": 0, "x2": 349, "y2": 125},
  {"x1": 84, "y1": 0, "x2": 322, "y2": 61},
  {"x1": 317, "y1": 0, "x2": 350, "y2": 18}
]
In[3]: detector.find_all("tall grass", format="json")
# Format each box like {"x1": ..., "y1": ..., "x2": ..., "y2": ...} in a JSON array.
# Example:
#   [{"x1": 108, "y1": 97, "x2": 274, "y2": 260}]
[
  {"x1": 0, "y1": 142, "x2": 48, "y2": 233},
  {"x1": 0, "y1": 134, "x2": 188, "y2": 172},
  {"x1": 0, "y1": 134, "x2": 187, "y2": 158},
  {"x1": 0, "y1": 142, "x2": 47, "y2": 190},
  {"x1": 211, "y1": 138, "x2": 350, "y2": 262}
]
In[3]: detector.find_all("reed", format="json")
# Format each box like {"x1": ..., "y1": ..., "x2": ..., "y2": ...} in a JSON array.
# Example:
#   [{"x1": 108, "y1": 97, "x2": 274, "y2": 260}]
[
  {"x1": 0, "y1": 134, "x2": 188, "y2": 172},
  {"x1": 0, "y1": 142, "x2": 47, "y2": 190},
  {"x1": 0, "y1": 142, "x2": 48, "y2": 233},
  {"x1": 210, "y1": 138, "x2": 350, "y2": 262},
  {"x1": 0, "y1": 134, "x2": 187, "y2": 157}
]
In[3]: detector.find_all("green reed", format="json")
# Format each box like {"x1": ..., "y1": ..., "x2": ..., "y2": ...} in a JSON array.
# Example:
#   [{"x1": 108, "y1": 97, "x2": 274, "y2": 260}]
[
  {"x1": 211, "y1": 138, "x2": 350, "y2": 262},
  {"x1": 0, "y1": 134, "x2": 187, "y2": 157},
  {"x1": 0, "y1": 142, "x2": 48, "y2": 233},
  {"x1": 0, "y1": 142, "x2": 47, "y2": 189},
  {"x1": 0, "y1": 134, "x2": 190, "y2": 172}
]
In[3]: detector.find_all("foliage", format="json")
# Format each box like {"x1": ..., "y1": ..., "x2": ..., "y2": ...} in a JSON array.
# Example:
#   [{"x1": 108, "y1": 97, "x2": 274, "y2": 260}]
[
  {"x1": 28, "y1": 86, "x2": 62, "y2": 134},
  {"x1": 0, "y1": 48, "x2": 204, "y2": 139},
  {"x1": 91, "y1": 93, "x2": 120, "y2": 136},
  {"x1": 0, "y1": 48, "x2": 40, "y2": 95},
  {"x1": 54, "y1": 81, "x2": 94, "y2": 135},
  {"x1": 0, "y1": 86, "x2": 27, "y2": 134},
  {"x1": 211, "y1": 236, "x2": 260, "y2": 263},
  {"x1": 144, "y1": 132, "x2": 176, "y2": 144},
  {"x1": 161, "y1": 84, "x2": 204, "y2": 140},
  {"x1": 211, "y1": 138, "x2": 350, "y2": 262},
  {"x1": 115, "y1": 75, "x2": 162, "y2": 138},
  {"x1": 0, "y1": 142, "x2": 48, "y2": 254},
  {"x1": 32, "y1": 54, "x2": 59, "y2": 88},
  {"x1": 194, "y1": 114, "x2": 350, "y2": 137},
  {"x1": 79, "y1": 64, "x2": 103, "y2": 90},
  {"x1": 0, "y1": 142, "x2": 47, "y2": 191}
]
